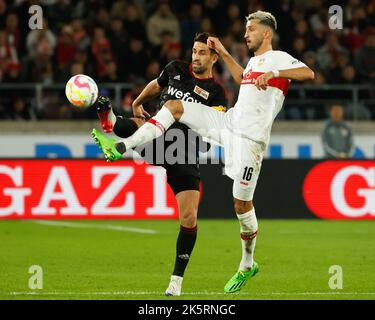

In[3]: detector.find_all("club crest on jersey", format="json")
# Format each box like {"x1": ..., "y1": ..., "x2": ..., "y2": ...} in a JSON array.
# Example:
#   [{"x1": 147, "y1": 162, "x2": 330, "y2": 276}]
[
  {"x1": 257, "y1": 58, "x2": 266, "y2": 66},
  {"x1": 193, "y1": 85, "x2": 209, "y2": 100},
  {"x1": 173, "y1": 75, "x2": 181, "y2": 80}
]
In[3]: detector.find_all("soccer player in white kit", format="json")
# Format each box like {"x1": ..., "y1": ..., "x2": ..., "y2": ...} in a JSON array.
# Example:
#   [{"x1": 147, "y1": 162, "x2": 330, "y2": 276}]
[{"x1": 92, "y1": 11, "x2": 315, "y2": 294}]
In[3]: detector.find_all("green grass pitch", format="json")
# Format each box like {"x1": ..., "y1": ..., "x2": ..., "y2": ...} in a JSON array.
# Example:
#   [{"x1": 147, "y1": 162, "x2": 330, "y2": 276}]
[{"x1": 0, "y1": 219, "x2": 374, "y2": 300}]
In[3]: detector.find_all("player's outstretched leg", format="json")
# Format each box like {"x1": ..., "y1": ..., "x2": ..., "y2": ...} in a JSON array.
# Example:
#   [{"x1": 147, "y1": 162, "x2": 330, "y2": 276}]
[{"x1": 93, "y1": 100, "x2": 182, "y2": 161}]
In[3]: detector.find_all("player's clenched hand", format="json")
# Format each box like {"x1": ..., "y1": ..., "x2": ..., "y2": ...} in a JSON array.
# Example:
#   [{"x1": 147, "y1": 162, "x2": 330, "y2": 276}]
[
  {"x1": 132, "y1": 103, "x2": 150, "y2": 120},
  {"x1": 207, "y1": 36, "x2": 227, "y2": 56},
  {"x1": 255, "y1": 71, "x2": 275, "y2": 90}
]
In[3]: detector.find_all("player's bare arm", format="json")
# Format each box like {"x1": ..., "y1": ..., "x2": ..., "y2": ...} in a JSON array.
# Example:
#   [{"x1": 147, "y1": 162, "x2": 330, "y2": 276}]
[
  {"x1": 255, "y1": 67, "x2": 315, "y2": 90},
  {"x1": 207, "y1": 36, "x2": 244, "y2": 85},
  {"x1": 132, "y1": 79, "x2": 163, "y2": 118}
]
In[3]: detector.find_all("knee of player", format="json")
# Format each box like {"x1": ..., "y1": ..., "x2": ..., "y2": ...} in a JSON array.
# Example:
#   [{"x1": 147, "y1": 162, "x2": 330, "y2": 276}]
[
  {"x1": 233, "y1": 198, "x2": 253, "y2": 213},
  {"x1": 180, "y1": 208, "x2": 197, "y2": 226},
  {"x1": 164, "y1": 100, "x2": 183, "y2": 118}
]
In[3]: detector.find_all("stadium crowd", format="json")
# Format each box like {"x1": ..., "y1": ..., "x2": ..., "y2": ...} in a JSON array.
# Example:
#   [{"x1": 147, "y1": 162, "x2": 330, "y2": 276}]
[{"x1": 0, "y1": 0, "x2": 374, "y2": 120}]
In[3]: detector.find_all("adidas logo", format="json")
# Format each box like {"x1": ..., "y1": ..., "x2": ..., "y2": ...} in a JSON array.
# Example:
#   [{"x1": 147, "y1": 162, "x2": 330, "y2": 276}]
[
  {"x1": 178, "y1": 254, "x2": 190, "y2": 260},
  {"x1": 173, "y1": 75, "x2": 181, "y2": 80}
]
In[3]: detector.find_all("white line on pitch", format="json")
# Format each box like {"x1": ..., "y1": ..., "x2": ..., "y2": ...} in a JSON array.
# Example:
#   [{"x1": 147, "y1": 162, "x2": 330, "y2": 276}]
[
  {"x1": 2, "y1": 291, "x2": 375, "y2": 296},
  {"x1": 25, "y1": 220, "x2": 158, "y2": 234}
]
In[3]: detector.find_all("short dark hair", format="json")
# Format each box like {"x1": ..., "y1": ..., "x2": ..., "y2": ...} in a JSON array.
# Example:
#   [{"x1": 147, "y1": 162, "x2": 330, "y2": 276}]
[
  {"x1": 246, "y1": 11, "x2": 277, "y2": 32},
  {"x1": 193, "y1": 32, "x2": 217, "y2": 54}
]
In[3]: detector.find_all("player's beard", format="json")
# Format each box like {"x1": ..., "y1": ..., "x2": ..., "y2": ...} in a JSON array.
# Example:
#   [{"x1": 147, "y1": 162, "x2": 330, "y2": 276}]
[
  {"x1": 247, "y1": 38, "x2": 262, "y2": 53},
  {"x1": 192, "y1": 63, "x2": 207, "y2": 74}
]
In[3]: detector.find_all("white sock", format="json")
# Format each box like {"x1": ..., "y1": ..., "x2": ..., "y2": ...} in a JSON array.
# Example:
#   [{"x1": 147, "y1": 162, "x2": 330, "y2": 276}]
[
  {"x1": 108, "y1": 108, "x2": 117, "y2": 125},
  {"x1": 237, "y1": 208, "x2": 258, "y2": 271},
  {"x1": 122, "y1": 107, "x2": 175, "y2": 150}
]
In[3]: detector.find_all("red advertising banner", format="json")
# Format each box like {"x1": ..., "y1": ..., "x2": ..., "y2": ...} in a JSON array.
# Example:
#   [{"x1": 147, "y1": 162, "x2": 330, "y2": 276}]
[
  {"x1": 0, "y1": 160, "x2": 179, "y2": 219},
  {"x1": 303, "y1": 161, "x2": 375, "y2": 220}
]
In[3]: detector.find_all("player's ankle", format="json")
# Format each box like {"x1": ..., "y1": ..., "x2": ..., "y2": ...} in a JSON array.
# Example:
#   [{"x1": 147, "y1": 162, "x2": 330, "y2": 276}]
[{"x1": 115, "y1": 142, "x2": 126, "y2": 154}]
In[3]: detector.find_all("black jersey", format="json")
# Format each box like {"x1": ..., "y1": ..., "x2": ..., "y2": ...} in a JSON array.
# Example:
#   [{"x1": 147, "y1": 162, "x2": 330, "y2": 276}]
[
  {"x1": 157, "y1": 60, "x2": 227, "y2": 109},
  {"x1": 141, "y1": 60, "x2": 227, "y2": 178}
]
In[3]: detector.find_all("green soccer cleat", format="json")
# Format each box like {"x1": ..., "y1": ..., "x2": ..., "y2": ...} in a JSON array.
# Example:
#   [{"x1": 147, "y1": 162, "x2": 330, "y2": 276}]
[
  {"x1": 224, "y1": 261, "x2": 259, "y2": 293},
  {"x1": 91, "y1": 128, "x2": 123, "y2": 162}
]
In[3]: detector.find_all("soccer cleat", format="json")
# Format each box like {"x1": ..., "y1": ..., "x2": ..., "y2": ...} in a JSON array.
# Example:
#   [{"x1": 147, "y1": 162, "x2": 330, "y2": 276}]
[
  {"x1": 91, "y1": 128, "x2": 124, "y2": 162},
  {"x1": 96, "y1": 96, "x2": 114, "y2": 133},
  {"x1": 165, "y1": 275, "x2": 183, "y2": 296},
  {"x1": 224, "y1": 261, "x2": 259, "y2": 293}
]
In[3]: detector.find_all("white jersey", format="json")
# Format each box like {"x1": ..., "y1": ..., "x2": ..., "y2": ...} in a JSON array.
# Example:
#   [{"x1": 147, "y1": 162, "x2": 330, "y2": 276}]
[{"x1": 225, "y1": 50, "x2": 307, "y2": 148}]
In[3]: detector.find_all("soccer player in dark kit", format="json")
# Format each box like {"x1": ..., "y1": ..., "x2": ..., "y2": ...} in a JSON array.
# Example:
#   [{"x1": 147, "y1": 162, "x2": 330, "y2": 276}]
[{"x1": 92, "y1": 32, "x2": 227, "y2": 296}]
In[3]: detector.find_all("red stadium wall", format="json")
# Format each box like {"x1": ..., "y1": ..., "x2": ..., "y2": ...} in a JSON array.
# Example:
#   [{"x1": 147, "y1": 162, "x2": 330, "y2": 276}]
[{"x1": 0, "y1": 159, "x2": 374, "y2": 220}]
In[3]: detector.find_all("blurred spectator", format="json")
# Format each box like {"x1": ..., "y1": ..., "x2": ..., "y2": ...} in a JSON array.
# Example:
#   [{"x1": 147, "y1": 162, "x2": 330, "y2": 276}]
[
  {"x1": 119, "y1": 77, "x2": 147, "y2": 118},
  {"x1": 146, "y1": 1, "x2": 180, "y2": 47},
  {"x1": 232, "y1": 42, "x2": 250, "y2": 68},
  {"x1": 5, "y1": 12, "x2": 21, "y2": 50},
  {"x1": 0, "y1": 0, "x2": 7, "y2": 29},
  {"x1": 327, "y1": 52, "x2": 350, "y2": 83},
  {"x1": 338, "y1": 65, "x2": 359, "y2": 84},
  {"x1": 0, "y1": 29, "x2": 18, "y2": 81},
  {"x1": 55, "y1": 25, "x2": 76, "y2": 69},
  {"x1": 2, "y1": 61, "x2": 21, "y2": 82},
  {"x1": 204, "y1": 0, "x2": 226, "y2": 36},
  {"x1": 91, "y1": 27, "x2": 112, "y2": 79},
  {"x1": 58, "y1": 49, "x2": 93, "y2": 82},
  {"x1": 321, "y1": 104, "x2": 354, "y2": 159},
  {"x1": 345, "y1": 102, "x2": 372, "y2": 121},
  {"x1": 71, "y1": 19, "x2": 90, "y2": 51},
  {"x1": 158, "y1": 30, "x2": 175, "y2": 60},
  {"x1": 58, "y1": 104, "x2": 73, "y2": 120},
  {"x1": 45, "y1": 0, "x2": 73, "y2": 31},
  {"x1": 354, "y1": 31, "x2": 375, "y2": 83},
  {"x1": 95, "y1": 7, "x2": 110, "y2": 30},
  {"x1": 160, "y1": 42, "x2": 182, "y2": 66},
  {"x1": 346, "y1": 4, "x2": 370, "y2": 32},
  {"x1": 26, "y1": 18, "x2": 56, "y2": 59},
  {"x1": 124, "y1": 37, "x2": 149, "y2": 80},
  {"x1": 99, "y1": 60, "x2": 118, "y2": 83},
  {"x1": 145, "y1": 60, "x2": 161, "y2": 82},
  {"x1": 303, "y1": 51, "x2": 319, "y2": 71},
  {"x1": 109, "y1": 17, "x2": 128, "y2": 58},
  {"x1": 229, "y1": 19, "x2": 246, "y2": 42},
  {"x1": 200, "y1": 17, "x2": 215, "y2": 34},
  {"x1": 294, "y1": 19, "x2": 315, "y2": 51},
  {"x1": 22, "y1": 31, "x2": 55, "y2": 83},
  {"x1": 69, "y1": 62, "x2": 84, "y2": 76},
  {"x1": 10, "y1": 97, "x2": 36, "y2": 120},
  {"x1": 290, "y1": 36, "x2": 307, "y2": 61},
  {"x1": 312, "y1": 71, "x2": 326, "y2": 85},
  {"x1": 180, "y1": 3, "x2": 202, "y2": 52},
  {"x1": 316, "y1": 32, "x2": 349, "y2": 74},
  {"x1": 122, "y1": 3, "x2": 147, "y2": 42}
]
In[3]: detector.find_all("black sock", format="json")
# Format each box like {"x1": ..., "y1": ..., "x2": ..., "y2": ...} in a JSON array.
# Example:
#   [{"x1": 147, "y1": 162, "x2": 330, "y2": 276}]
[
  {"x1": 173, "y1": 225, "x2": 197, "y2": 277},
  {"x1": 113, "y1": 116, "x2": 138, "y2": 138}
]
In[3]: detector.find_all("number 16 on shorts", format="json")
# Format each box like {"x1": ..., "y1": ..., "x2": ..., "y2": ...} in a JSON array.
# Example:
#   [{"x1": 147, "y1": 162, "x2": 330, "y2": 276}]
[{"x1": 242, "y1": 166, "x2": 254, "y2": 181}]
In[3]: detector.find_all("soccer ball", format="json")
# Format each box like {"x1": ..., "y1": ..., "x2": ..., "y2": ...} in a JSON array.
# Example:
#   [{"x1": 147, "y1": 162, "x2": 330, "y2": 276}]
[{"x1": 65, "y1": 74, "x2": 98, "y2": 108}]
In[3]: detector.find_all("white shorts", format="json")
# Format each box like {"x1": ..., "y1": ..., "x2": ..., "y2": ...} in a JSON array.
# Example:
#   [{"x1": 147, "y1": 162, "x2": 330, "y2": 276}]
[{"x1": 180, "y1": 101, "x2": 264, "y2": 201}]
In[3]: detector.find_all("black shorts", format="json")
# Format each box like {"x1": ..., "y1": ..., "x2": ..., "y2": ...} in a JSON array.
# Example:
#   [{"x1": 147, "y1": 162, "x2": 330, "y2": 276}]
[{"x1": 166, "y1": 173, "x2": 200, "y2": 195}]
